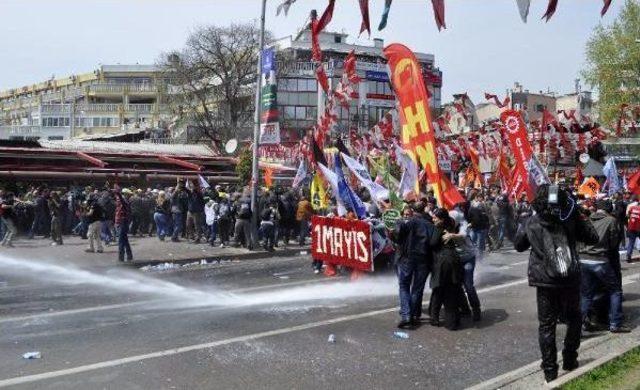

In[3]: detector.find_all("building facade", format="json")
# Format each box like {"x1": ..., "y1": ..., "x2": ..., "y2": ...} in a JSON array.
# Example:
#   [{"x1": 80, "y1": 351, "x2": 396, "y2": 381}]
[
  {"x1": 0, "y1": 65, "x2": 172, "y2": 141},
  {"x1": 271, "y1": 30, "x2": 442, "y2": 140},
  {"x1": 475, "y1": 82, "x2": 595, "y2": 125}
]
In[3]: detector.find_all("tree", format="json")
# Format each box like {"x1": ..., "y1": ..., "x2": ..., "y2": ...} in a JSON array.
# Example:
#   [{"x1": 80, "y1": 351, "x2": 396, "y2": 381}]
[
  {"x1": 160, "y1": 23, "x2": 272, "y2": 143},
  {"x1": 235, "y1": 148, "x2": 253, "y2": 186},
  {"x1": 583, "y1": 0, "x2": 640, "y2": 127}
]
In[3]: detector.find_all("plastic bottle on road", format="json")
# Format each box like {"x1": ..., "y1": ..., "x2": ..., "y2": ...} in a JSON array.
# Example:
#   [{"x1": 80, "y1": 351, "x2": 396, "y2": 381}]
[
  {"x1": 22, "y1": 352, "x2": 42, "y2": 359},
  {"x1": 393, "y1": 331, "x2": 409, "y2": 339},
  {"x1": 327, "y1": 334, "x2": 336, "y2": 343}
]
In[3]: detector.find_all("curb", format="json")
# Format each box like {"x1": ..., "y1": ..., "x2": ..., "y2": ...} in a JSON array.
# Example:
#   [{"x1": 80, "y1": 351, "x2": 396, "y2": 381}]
[
  {"x1": 131, "y1": 246, "x2": 311, "y2": 268},
  {"x1": 548, "y1": 342, "x2": 640, "y2": 389}
]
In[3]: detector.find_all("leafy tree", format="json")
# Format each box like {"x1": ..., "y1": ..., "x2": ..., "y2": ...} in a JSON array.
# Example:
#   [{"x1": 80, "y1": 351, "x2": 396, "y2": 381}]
[
  {"x1": 235, "y1": 148, "x2": 253, "y2": 186},
  {"x1": 584, "y1": 0, "x2": 640, "y2": 127},
  {"x1": 160, "y1": 23, "x2": 272, "y2": 143}
]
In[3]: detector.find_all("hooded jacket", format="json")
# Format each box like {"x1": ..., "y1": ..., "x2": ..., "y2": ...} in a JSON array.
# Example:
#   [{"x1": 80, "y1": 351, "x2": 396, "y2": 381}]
[
  {"x1": 515, "y1": 210, "x2": 598, "y2": 288},
  {"x1": 579, "y1": 210, "x2": 621, "y2": 263}
]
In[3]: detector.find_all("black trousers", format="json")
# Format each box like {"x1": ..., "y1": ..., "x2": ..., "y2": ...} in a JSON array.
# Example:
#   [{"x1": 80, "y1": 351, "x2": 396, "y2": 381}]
[
  {"x1": 430, "y1": 284, "x2": 462, "y2": 330},
  {"x1": 536, "y1": 286, "x2": 582, "y2": 374}
]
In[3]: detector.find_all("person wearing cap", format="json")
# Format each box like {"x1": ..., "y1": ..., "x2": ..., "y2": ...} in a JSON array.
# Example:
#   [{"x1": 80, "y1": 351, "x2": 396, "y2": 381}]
[
  {"x1": 579, "y1": 199, "x2": 630, "y2": 333},
  {"x1": 113, "y1": 185, "x2": 133, "y2": 262}
]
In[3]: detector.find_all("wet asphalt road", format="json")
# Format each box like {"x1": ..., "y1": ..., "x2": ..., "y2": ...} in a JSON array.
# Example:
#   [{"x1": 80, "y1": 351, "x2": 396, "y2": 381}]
[{"x1": 2, "y1": 245, "x2": 640, "y2": 390}]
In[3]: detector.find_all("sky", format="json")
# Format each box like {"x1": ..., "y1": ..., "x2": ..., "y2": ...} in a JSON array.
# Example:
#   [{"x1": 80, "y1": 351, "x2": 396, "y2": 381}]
[{"x1": 0, "y1": 0, "x2": 625, "y2": 103}]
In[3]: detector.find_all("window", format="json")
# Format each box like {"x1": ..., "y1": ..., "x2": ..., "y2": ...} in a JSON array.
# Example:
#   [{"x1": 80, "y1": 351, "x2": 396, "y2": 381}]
[
  {"x1": 535, "y1": 104, "x2": 546, "y2": 112},
  {"x1": 284, "y1": 106, "x2": 295, "y2": 119},
  {"x1": 334, "y1": 35, "x2": 342, "y2": 43},
  {"x1": 295, "y1": 106, "x2": 306, "y2": 119}
]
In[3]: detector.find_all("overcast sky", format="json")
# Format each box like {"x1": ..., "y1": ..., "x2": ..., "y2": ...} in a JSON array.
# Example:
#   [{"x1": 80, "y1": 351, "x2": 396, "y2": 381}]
[{"x1": 0, "y1": 0, "x2": 623, "y2": 102}]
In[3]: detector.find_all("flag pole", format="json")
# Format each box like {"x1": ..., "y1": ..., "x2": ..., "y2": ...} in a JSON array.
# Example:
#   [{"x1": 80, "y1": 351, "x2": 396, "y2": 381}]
[{"x1": 251, "y1": 0, "x2": 267, "y2": 249}]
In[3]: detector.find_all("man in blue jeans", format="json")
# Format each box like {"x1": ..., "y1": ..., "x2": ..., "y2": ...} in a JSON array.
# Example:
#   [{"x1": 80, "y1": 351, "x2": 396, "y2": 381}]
[
  {"x1": 580, "y1": 200, "x2": 630, "y2": 333},
  {"x1": 467, "y1": 196, "x2": 490, "y2": 260},
  {"x1": 391, "y1": 203, "x2": 440, "y2": 329},
  {"x1": 170, "y1": 181, "x2": 189, "y2": 242}
]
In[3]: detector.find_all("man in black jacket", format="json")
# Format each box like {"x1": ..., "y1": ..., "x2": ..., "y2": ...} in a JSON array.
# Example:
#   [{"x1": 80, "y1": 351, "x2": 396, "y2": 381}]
[
  {"x1": 515, "y1": 185, "x2": 599, "y2": 383},
  {"x1": 392, "y1": 202, "x2": 441, "y2": 329},
  {"x1": 579, "y1": 200, "x2": 630, "y2": 333}
]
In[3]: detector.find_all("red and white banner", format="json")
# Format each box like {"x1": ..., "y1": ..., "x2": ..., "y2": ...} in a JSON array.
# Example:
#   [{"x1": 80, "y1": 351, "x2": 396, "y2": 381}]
[{"x1": 311, "y1": 216, "x2": 373, "y2": 272}]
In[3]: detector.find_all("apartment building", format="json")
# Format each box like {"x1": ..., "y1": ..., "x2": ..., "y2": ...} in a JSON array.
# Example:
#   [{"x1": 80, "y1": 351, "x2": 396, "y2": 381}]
[
  {"x1": 272, "y1": 30, "x2": 442, "y2": 139},
  {"x1": 0, "y1": 65, "x2": 171, "y2": 141}
]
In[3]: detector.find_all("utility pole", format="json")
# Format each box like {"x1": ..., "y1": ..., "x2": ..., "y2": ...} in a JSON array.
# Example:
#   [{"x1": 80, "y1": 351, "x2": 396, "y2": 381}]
[{"x1": 250, "y1": 0, "x2": 267, "y2": 249}]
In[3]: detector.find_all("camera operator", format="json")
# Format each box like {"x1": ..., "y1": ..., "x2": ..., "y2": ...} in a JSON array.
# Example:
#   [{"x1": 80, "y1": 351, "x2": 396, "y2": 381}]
[{"x1": 515, "y1": 184, "x2": 599, "y2": 383}]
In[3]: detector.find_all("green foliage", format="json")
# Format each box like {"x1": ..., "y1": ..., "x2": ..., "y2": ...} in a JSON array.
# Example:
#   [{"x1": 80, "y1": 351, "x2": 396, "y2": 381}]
[
  {"x1": 561, "y1": 346, "x2": 640, "y2": 390},
  {"x1": 583, "y1": 0, "x2": 640, "y2": 126},
  {"x1": 235, "y1": 148, "x2": 253, "y2": 186}
]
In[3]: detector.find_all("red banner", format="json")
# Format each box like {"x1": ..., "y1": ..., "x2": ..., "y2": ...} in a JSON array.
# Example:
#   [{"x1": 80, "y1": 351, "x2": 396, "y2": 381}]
[
  {"x1": 311, "y1": 216, "x2": 373, "y2": 272},
  {"x1": 384, "y1": 43, "x2": 463, "y2": 209},
  {"x1": 501, "y1": 109, "x2": 535, "y2": 201}
]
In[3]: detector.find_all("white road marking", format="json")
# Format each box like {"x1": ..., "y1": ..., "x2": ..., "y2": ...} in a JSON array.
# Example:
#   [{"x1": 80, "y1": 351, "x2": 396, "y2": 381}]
[
  {"x1": 0, "y1": 276, "x2": 529, "y2": 387},
  {"x1": 495, "y1": 260, "x2": 528, "y2": 270},
  {"x1": 0, "y1": 277, "x2": 343, "y2": 325}
]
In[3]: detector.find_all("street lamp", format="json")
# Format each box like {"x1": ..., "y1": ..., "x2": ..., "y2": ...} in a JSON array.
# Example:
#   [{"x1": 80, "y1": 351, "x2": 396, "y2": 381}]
[{"x1": 250, "y1": 0, "x2": 267, "y2": 249}]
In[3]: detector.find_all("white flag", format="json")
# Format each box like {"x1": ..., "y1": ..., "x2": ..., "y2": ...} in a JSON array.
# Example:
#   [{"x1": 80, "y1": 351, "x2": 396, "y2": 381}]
[
  {"x1": 340, "y1": 153, "x2": 389, "y2": 202},
  {"x1": 276, "y1": 0, "x2": 296, "y2": 16},
  {"x1": 317, "y1": 163, "x2": 347, "y2": 216},
  {"x1": 198, "y1": 175, "x2": 210, "y2": 189},
  {"x1": 291, "y1": 160, "x2": 307, "y2": 189},
  {"x1": 516, "y1": 0, "x2": 530, "y2": 23},
  {"x1": 394, "y1": 144, "x2": 419, "y2": 200}
]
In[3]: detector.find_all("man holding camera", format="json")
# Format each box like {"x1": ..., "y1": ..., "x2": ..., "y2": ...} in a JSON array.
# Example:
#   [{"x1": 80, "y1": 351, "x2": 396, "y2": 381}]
[{"x1": 515, "y1": 184, "x2": 599, "y2": 383}]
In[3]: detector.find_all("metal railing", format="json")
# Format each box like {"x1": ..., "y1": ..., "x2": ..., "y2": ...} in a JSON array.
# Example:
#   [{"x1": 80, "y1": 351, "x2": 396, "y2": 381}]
[{"x1": 89, "y1": 83, "x2": 158, "y2": 94}]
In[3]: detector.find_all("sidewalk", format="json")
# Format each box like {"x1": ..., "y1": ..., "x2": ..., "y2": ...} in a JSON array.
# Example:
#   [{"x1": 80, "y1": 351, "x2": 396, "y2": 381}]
[{"x1": 4, "y1": 235, "x2": 311, "y2": 268}]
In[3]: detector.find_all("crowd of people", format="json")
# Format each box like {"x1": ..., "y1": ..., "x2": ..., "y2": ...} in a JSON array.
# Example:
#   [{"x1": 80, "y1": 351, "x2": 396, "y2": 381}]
[
  {"x1": 0, "y1": 179, "x2": 325, "y2": 261},
  {"x1": 376, "y1": 183, "x2": 637, "y2": 384},
  {"x1": 1, "y1": 177, "x2": 638, "y2": 383}
]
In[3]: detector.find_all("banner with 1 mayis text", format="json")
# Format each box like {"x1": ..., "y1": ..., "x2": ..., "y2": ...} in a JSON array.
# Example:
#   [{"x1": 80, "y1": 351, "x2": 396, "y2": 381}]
[{"x1": 311, "y1": 216, "x2": 374, "y2": 272}]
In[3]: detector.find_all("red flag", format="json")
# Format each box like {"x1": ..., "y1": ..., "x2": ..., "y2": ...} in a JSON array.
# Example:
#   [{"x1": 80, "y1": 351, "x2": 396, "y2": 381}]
[
  {"x1": 310, "y1": 0, "x2": 336, "y2": 62},
  {"x1": 629, "y1": 170, "x2": 640, "y2": 195},
  {"x1": 601, "y1": 0, "x2": 612, "y2": 16},
  {"x1": 343, "y1": 50, "x2": 362, "y2": 84},
  {"x1": 315, "y1": 65, "x2": 330, "y2": 94},
  {"x1": 264, "y1": 167, "x2": 274, "y2": 188},
  {"x1": 574, "y1": 165, "x2": 584, "y2": 188},
  {"x1": 542, "y1": 0, "x2": 558, "y2": 22},
  {"x1": 358, "y1": 0, "x2": 371, "y2": 37},
  {"x1": 484, "y1": 92, "x2": 510, "y2": 108},
  {"x1": 431, "y1": 0, "x2": 446, "y2": 31}
]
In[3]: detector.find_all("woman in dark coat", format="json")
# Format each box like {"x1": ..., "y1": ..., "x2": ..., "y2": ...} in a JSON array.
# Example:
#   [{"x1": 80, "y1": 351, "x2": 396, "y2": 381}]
[{"x1": 429, "y1": 208, "x2": 464, "y2": 330}]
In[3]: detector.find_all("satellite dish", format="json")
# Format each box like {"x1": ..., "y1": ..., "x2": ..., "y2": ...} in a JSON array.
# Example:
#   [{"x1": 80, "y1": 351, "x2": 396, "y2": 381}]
[
  {"x1": 579, "y1": 153, "x2": 590, "y2": 164},
  {"x1": 225, "y1": 139, "x2": 238, "y2": 154}
]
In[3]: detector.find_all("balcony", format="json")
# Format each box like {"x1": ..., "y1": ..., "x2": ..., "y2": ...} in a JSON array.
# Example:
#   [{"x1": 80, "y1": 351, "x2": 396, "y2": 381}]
[
  {"x1": 0, "y1": 125, "x2": 71, "y2": 140},
  {"x1": 88, "y1": 83, "x2": 159, "y2": 94},
  {"x1": 40, "y1": 103, "x2": 169, "y2": 115}
]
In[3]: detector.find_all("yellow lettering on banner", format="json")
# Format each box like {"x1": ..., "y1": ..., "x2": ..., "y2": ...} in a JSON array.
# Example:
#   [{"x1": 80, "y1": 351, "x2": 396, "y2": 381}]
[
  {"x1": 403, "y1": 100, "x2": 429, "y2": 137},
  {"x1": 415, "y1": 142, "x2": 438, "y2": 174}
]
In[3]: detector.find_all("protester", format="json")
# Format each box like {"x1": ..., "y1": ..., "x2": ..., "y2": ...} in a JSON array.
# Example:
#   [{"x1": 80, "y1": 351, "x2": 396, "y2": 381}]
[
  {"x1": 153, "y1": 191, "x2": 171, "y2": 241},
  {"x1": 296, "y1": 195, "x2": 314, "y2": 246},
  {"x1": 430, "y1": 208, "x2": 464, "y2": 330},
  {"x1": 1, "y1": 192, "x2": 18, "y2": 247},
  {"x1": 467, "y1": 195, "x2": 490, "y2": 260},
  {"x1": 626, "y1": 196, "x2": 640, "y2": 262},
  {"x1": 48, "y1": 191, "x2": 64, "y2": 246},
  {"x1": 515, "y1": 184, "x2": 599, "y2": 383},
  {"x1": 579, "y1": 199, "x2": 630, "y2": 333},
  {"x1": 392, "y1": 202, "x2": 439, "y2": 329},
  {"x1": 85, "y1": 197, "x2": 104, "y2": 253},
  {"x1": 114, "y1": 187, "x2": 133, "y2": 262}
]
